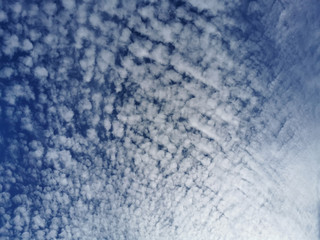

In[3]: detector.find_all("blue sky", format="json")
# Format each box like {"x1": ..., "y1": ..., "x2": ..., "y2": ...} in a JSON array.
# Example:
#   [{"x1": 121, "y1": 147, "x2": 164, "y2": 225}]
[{"x1": 0, "y1": 0, "x2": 319, "y2": 239}]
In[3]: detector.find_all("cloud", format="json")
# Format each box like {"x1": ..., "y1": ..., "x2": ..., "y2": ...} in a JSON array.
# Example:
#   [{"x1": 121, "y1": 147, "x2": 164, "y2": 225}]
[
  {"x1": 61, "y1": 0, "x2": 75, "y2": 11},
  {"x1": 0, "y1": 0, "x2": 319, "y2": 239},
  {"x1": 0, "y1": 10, "x2": 7, "y2": 22},
  {"x1": 34, "y1": 66, "x2": 48, "y2": 79}
]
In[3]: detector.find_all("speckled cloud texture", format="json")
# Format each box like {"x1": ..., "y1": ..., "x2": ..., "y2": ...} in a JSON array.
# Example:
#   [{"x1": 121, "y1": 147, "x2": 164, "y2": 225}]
[{"x1": 0, "y1": 0, "x2": 320, "y2": 239}]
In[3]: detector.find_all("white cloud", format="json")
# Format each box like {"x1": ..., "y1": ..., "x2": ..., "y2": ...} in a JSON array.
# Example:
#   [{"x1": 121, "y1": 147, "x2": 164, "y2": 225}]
[
  {"x1": 78, "y1": 98, "x2": 92, "y2": 113},
  {"x1": 3, "y1": 34, "x2": 19, "y2": 56},
  {"x1": 0, "y1": 10, "x2": 8, "y2": 22},
  {"x1": 112, "y1": 120, "x2": 124, "y2": 138},
  {"x1": 103, "y1": 118, "x2": 112, "y2": 132},
  {"x1": 11, "y1": 2, "x2": 22, "y2": 15},
  {"x1": 87, "y1": 128, "x2": 98, "y2": 141},
  {"x1": 29, "y1": 29, "x2": 42, "y2": 41},
  {"x1": 43, "y1": 2, "x2": 57, "y2": 16},
  {"x1": 34, "y1": 66, "x2": 48, "y2": 78},
  {"x1": 1, "y1": 0, "x2": 319, "y2": 239},
  {"x1": 61, "y1": 0, "x2": 75, "y2": 10},
  {"x1": 89, "y1": 13, "x2": 101, "y2": 28},
  {"x1": 32, "y1": 215, "x2": 46, "y2": 229},
  {"x1": 22, "y1": 56, "x2": 33, "y2": 67},
  {"x1": 0, "y1": 67, "x2": 14, "y2": 78},
  {"x1": 4, "y1": 84, "x2": 35, "y2": 105},
  {"x1": 59, "y1": 106, "x2": 74, "y2": 122},
  {"x1": 22, "y1": 39, "x2": 33, "y2": 51}
]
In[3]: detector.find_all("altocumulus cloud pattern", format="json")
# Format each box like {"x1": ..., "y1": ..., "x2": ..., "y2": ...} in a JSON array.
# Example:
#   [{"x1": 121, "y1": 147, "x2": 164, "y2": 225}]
[{"x1": 0, "y1": 0, "x2": 320, "y2": 239}]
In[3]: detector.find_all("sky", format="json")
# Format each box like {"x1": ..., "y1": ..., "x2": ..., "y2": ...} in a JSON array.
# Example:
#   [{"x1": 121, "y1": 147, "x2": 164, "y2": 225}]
[{"x1": 0, "y1": 0, "x2": 320, "y2": 239}]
